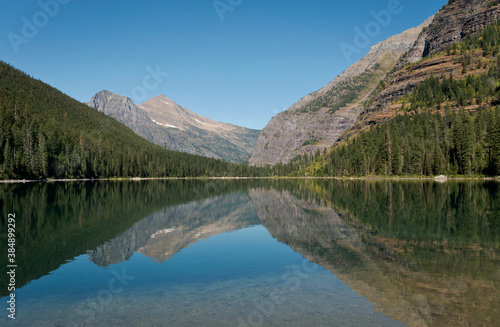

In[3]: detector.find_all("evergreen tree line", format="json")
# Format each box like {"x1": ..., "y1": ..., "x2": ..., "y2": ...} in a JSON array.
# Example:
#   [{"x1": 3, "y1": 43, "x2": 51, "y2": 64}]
[
  {"x1": 0, "y1": 61, "x2": 272, "y2": 179},
  {"x1": 404, "y1": 70, "x2": 500, "y2": 111},
  {"x1": 320, "y1": 107, "x2": 500, "y2": 176},
  {"x1": 273, "y1": 149, "x2": 326, "y2": 176}
]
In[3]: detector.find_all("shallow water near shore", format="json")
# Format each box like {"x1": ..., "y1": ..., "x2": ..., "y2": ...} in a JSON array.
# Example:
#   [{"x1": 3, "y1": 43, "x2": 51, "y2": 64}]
[{"x1": 0, "y1": 180, "x2": 498, "y2": 326}]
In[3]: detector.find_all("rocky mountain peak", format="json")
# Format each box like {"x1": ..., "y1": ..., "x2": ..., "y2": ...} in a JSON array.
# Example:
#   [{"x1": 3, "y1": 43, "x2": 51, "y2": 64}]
[
  {"x1": 87, "y1": 91, "x2": 260, "y2": 162},
  {"x1": 248, "y1": 17, "x2": 432, "y2": 166},
  {"x1": 87, "y1": 90, "x2": 135, "y2": 115},
  {"x1": 397, "y1": 0, "x2": 500, "y2": 68},
  {"x1": 423, "y1": 0, "x2": 500, "y2": 57},
  {"x1": 369, "y1": 16, "x2": 434, "y2": 55},
  {"x1": 138, "y1": 94, "x2": 198, "y2": 130},
  {"x1": 147, "y1": 94, "x2": 177, "y2": 107},
  {"x1": 86, "y1": 90, "x2": 148, "y2": 130}
]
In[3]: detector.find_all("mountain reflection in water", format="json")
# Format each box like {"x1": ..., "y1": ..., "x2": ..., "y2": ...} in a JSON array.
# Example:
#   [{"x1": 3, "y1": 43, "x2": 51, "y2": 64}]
[{"x1": 0, "y1": 180, "x2": 498, "y2": 326}]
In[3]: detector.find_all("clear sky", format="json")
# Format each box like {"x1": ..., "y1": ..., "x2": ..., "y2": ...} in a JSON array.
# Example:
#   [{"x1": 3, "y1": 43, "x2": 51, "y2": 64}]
[{"x1": 0, "y1": 0, "x2": 446, "y2": 130}]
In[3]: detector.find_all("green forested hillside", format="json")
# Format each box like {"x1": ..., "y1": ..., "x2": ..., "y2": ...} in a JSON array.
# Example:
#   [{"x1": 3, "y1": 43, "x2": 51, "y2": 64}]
[
  {"x1": 320, "y1": 108, "x2": 500, "y2": 176},
  {"x1": 0, "y1": 61, "x2": 264, "y2": 179}
]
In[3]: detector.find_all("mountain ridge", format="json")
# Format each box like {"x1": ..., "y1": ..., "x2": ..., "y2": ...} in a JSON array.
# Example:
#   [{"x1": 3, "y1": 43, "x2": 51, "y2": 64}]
[
  {"x1": 87, "y1": 91, "x2": 261, "y2": 163},
  {"x1": 248, "y1": 17, "x2": 433, "y2": 166},
  {"x1": 344, "y1": 0, "x2": 500, "y2": 140},
  {"x1": 303, "y1": 0, "x2": 500, "y2": 177}
]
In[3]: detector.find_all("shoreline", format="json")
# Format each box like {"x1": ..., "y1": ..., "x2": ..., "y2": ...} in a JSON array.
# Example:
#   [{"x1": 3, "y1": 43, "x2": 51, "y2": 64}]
[{"x1": 0, "y1": 175, "x2": 498, "y2": 184}]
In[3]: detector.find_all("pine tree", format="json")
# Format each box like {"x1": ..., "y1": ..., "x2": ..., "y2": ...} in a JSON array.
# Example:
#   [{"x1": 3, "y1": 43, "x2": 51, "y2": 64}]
[
  {"x1": 490, "y1": 108, "x2": 500, "y2": 175},
  {"x1": 3, "y1": 141, "x2": 12, "y2": 176},
  {"x1": 385, "y1": 125, "x2": 392, "y2": 175},
  {"x1": 37, "y1": 131, "x2": 49, "y2": 177}
]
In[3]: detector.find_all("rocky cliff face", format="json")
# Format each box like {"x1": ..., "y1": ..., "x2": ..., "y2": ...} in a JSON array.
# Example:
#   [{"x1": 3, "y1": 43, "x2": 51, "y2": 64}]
[
  {"x1": 248, "y1": 19, "x2": 432, "y2": 166},
  {"x1": 423, "y1": 0, "x2": 500, "y2": 57},
  {"x1": 87, "y1": 91, "x2": 260, "y2": 163},
  {"x1": 397, "y1": 1, "x2": 500, "y2": 68},
  {"x1": 86, "y1": 90, "x2": 165, "y2": 143},
  {"x1": 346, "y1": 0, "x2": 500, "y2": 138}
]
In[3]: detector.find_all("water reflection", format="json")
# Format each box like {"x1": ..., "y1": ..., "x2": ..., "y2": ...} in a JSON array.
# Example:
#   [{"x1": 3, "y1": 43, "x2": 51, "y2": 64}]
[
  {"x1": 0, "y1": 180, "x2": 259, "y2": 295},
  {"x1": 0, "y1": 180, "x2": 498, "y2": 326},
  {"x1": 89, "y1": 192, "x2": 259, "y2": 266},
  {"x1": 250, "y1": 180, "x2": 500, "y2": 327}
]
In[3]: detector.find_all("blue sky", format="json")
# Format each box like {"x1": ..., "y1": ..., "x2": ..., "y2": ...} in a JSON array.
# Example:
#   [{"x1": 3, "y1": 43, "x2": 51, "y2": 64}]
[{"x1": 0, "y1": 0, "x2": 446, "y2": 130}]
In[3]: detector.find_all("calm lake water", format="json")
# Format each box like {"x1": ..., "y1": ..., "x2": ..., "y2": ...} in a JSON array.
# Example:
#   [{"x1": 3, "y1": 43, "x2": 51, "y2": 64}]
[{"x1": 0, "y1": 180, "x2": 499, "y2": 326}]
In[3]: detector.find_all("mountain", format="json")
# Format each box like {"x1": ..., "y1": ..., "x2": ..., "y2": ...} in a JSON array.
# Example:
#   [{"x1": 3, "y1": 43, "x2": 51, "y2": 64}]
[
  {"x1": 307, "y1": 0, "x2": 500, "y2": 177},
  {"x1": 347, "y1": 0, "x2": 500, "y2": 137},
  {"x1": 248, "y1": 18, "x2": 433, "y2": 166},
  {"x1": 87, "y1": 91, "x2": 260, "y2": 163},
  {"x1": 0, "y1": 61, "x2": 263, "y2": 179},
  {"x1": 85, "y1": 90, "x2": 162, "y2": 141}
]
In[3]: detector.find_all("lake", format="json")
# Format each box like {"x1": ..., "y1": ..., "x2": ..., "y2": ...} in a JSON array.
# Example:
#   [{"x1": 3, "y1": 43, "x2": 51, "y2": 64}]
[{"x1": 0, "y1": 179, "x2": 499, "y2": 326}]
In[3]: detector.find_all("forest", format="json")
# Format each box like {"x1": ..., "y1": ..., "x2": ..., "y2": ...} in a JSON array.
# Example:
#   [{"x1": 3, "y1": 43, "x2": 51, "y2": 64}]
[
  {"x1": 0, "y1": 61, "x2": 271, "y2": 179},
  {"x1": 316, "y1": 105, "x2": 500, "y2": 177}
]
